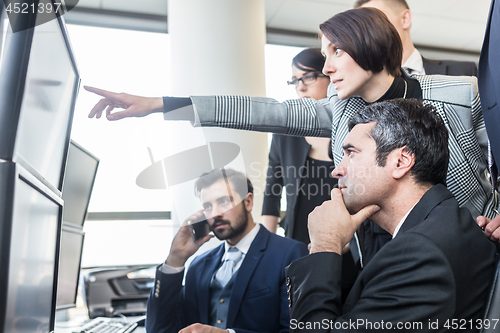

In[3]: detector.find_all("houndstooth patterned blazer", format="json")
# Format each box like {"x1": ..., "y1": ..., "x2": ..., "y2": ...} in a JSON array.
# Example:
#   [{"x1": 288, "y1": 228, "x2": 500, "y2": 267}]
[{"x1": 188, "y1": 74, "x2": 497, "y2": 219}]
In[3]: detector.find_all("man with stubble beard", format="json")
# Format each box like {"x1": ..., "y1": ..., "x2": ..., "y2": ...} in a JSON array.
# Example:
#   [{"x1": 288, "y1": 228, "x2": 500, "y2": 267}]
[{"x1": 146, "y1": 168, "x2": 308, "y2": 333}]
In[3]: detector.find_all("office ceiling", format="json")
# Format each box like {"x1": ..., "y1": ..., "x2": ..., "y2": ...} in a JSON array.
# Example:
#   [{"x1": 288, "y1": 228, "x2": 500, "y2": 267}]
[{"x1": 66, "y1": 0, "x2": 491, "y2": 58}]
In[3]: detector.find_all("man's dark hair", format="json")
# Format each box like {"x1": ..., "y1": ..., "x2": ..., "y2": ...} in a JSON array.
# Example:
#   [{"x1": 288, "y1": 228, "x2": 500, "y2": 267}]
[
  {"x1": 194, "y1": 168, "x2": 253, "y2": 199},
  {"x1": 353, "y1": 0, "x2": 409, "y2": 10},
  {"x1": 319, "y1": 7, "x2": 402, "y2": 77},
  {"x1": 292, "y1": 48, "x2": 325, "y2": 73},
  {"x1": 348, "y1": 98, "x2": 449, "y2": 186}
]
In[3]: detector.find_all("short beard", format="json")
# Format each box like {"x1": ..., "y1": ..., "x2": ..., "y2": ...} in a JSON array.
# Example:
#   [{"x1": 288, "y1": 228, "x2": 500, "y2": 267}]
[{"x1": 212, "y1": 202, "x2": 249, "y2": 241}]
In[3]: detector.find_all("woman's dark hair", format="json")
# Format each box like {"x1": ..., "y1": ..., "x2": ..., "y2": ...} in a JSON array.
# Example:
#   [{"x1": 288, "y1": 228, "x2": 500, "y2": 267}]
[
  {"x1": 348, "y1": 98, "x2": 449, "y2": 186},
  {"x1": 319, "y1": 7, "x2": 402, "y2": 77},
  {"x1": 292, "y1": 48, "x2": 325, "y2": 73}
]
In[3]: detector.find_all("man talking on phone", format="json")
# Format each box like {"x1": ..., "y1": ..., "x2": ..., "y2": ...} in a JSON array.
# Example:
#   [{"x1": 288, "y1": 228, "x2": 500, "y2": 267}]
[{"x1": 146, "y1": 168, "x2": 308, "y2": 333}]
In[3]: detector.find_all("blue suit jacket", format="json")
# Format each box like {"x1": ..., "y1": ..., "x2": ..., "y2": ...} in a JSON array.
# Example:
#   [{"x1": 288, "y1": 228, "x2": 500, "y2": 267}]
[
  {"x1": 479, "y1": 0, "x2": 500, "y2": 164},
  {"x1": 146, "y1": 226, "x2": 308, "y2": 333}
]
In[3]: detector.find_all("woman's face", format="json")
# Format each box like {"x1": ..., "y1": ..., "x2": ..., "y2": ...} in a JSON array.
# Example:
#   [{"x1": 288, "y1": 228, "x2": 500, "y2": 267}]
[
  {"x1": 320, "y1": 35, "x2": 375, "y2": 100},
  {"x1": 291, "y1": 65, "x2": 330, "y2": 100}
]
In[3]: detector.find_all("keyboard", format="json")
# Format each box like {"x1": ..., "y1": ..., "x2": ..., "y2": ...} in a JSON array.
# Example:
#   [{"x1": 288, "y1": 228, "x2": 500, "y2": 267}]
[{"x1": 74, "y1": 317, "x2": 138, "y2": 333}]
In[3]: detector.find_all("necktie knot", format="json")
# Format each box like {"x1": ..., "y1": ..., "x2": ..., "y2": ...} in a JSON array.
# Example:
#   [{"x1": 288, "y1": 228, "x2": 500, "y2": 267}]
[
  {"x1": 225, "y1": 247, "x2": 242, "y2": 262},
  {"x1": 215, "y1": 247, "x2": 242, "y2": 287}
]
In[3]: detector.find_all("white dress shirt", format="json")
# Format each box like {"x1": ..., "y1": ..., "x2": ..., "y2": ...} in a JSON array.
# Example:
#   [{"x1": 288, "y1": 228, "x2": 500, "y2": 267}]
[
  {"x1": 392, "y1": 203, "x2": 418, "y2": 239},
  {"x1": 403, "y1": 48, "x2": 426, "y2": 75}
]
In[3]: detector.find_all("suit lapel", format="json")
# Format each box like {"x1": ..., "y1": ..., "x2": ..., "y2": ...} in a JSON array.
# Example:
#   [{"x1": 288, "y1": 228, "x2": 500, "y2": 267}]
[
  {"x1": 198, "y1": 244, "x2": 225, "y2": 323},
  {"x1": 226, "y1": 227, "x2": 268, "y2": 327}
]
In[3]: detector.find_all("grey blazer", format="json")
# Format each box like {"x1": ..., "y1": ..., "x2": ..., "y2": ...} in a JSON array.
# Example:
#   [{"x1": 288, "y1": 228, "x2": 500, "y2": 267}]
[{"x1": 187, "y1": 73, "x2": 496, "y2": 219}]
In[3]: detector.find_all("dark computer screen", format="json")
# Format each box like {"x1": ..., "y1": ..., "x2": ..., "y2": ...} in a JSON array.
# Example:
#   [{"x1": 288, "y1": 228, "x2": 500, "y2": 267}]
[
  {"x1": 0, "y1": 162, "x2": 63, "y2": 333},
  {"x1": 56, "y1": 225, "x2": 85, "y2": 310},
  {"x1": 62, "y1": 141, "x2": 99, "y2": 228},
  {"x1": 0, "y1": 0, "x2": 80, "y2": 193}
]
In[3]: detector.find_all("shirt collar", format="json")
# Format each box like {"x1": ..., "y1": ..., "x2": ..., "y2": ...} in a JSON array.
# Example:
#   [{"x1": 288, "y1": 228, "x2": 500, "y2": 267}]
[
  {"x1": 402, "y1": 48, "x2": 425, "y2": 75},
  {"x1": 224, "y1": 223, "x2": 260, "y2": 256},
  {"x1": 392, "y1": 202, "x2": 418, "y2": 239}
]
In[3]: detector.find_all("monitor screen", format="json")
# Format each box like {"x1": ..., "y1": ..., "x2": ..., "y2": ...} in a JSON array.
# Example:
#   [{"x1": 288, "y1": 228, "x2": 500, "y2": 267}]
[
  {"x1": 62, "y1": 141, "x2": 99, "y2": 227},
  {"x1": 0, "y1": 0, "x2": 80, "y2": 193},
  {"x1": 0, "y1": 162, "x2": 63, "y2": 333},
  {"x1": 56, "y1": 225, "x2": 85, "y2": 310}
]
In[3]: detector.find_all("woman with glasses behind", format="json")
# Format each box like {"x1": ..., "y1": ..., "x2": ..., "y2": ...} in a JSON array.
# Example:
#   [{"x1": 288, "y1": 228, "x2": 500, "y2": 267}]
[{"x1": 261, "y1": 48, "x2": 334, "y2": 246}]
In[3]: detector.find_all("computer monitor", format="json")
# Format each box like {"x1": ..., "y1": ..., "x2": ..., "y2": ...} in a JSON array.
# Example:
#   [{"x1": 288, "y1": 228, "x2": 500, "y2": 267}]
[
  {"x1": 56, "y1": 224, "x2": 85, "y2": 310},
  {"x1": 62, "y1": 141, "x2": 99, "y2": 228},
  {"x1": 0, "y1": 162, "x2": 63, "y2": 333},
  {"x1": 0, "y1": 0, "x2": 80, "y2": 194}
]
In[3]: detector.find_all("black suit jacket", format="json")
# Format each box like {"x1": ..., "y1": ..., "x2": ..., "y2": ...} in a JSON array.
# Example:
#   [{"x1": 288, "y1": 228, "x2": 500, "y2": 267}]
[
  {"x1": 423, "y1": 57, "x2": 478, "y2": 76},
  {"x1": 478, "y1": 0, "x2": 500, "y2": 167},
  {"x1": 286, "y1": 184, "x2": 497, "y2": 332}
]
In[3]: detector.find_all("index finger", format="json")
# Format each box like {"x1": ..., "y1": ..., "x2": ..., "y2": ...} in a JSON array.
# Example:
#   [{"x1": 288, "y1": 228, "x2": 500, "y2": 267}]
[{"x1": 84, "y1": 85, "x2": 119, "y2": 99}]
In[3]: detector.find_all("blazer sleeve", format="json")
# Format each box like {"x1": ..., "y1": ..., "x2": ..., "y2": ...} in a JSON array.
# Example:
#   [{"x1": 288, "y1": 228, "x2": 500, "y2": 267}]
[
  {"x1": 286, "y1": 233, "x2": 455, "y2": 332},
  {"x1": 146, "y1": 267, "x2": 187, "y2": 333},
  {"x1": 277, "y1": 241, "x2": 310, "y2": 333},
  {"x1": 262, "y1": 135, "x2": 284, "y2": 217},
  {"x1": 188, "y1": 95, "x2": 333, "y2": 138}
]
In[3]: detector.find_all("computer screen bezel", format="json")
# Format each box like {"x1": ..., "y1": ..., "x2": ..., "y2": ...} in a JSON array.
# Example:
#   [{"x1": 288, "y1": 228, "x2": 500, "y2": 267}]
[
  {"x1": 0, "y1": 0, "x2": 81, "y2": 195},
  {"x1": 55, "y1": 223, "x2": 85, "y2": 310},
  {"x1": 62, "y1": 140, "x2": 100, "y2": 228},
  {"x1": 0, "y1": 161, "x2": 63, "y2": 333}
]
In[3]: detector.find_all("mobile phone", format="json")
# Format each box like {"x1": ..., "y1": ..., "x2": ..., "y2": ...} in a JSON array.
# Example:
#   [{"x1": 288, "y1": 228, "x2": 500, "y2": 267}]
[{"x1": 188, "y1": 214, "x2": 210, "y2": 242}]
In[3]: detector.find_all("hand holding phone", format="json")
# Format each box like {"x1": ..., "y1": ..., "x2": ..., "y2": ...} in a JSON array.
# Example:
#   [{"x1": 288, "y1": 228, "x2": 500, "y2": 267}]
[{"x1": 188, "y1": 214, "x2": 210, "y2": 242}]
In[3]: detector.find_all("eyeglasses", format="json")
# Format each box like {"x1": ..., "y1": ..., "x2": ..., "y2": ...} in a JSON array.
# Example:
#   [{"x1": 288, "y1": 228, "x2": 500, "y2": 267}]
[{"x1": 287, "y1": 72, "x2": 328, "y2": 86}]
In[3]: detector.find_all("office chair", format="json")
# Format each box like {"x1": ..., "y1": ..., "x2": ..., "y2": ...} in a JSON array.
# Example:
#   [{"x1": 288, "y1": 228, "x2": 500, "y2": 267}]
[{"x1": 481, "y1": 259, "x2": 500, "y2": 333}]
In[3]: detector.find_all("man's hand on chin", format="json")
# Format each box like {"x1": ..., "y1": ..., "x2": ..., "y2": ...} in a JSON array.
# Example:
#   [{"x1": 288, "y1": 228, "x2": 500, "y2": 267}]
[
  {"x1": 178, "y1": 323, "x2": 229, "y2": 333},
  {"x1": 308, "y1": 188, "x2": 380, "y2": 255}
]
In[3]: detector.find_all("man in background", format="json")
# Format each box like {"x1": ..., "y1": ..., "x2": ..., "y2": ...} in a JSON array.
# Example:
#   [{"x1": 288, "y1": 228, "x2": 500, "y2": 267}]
[{"x1": 355, "y1": 0, "x2": 477, "y2": 76}]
